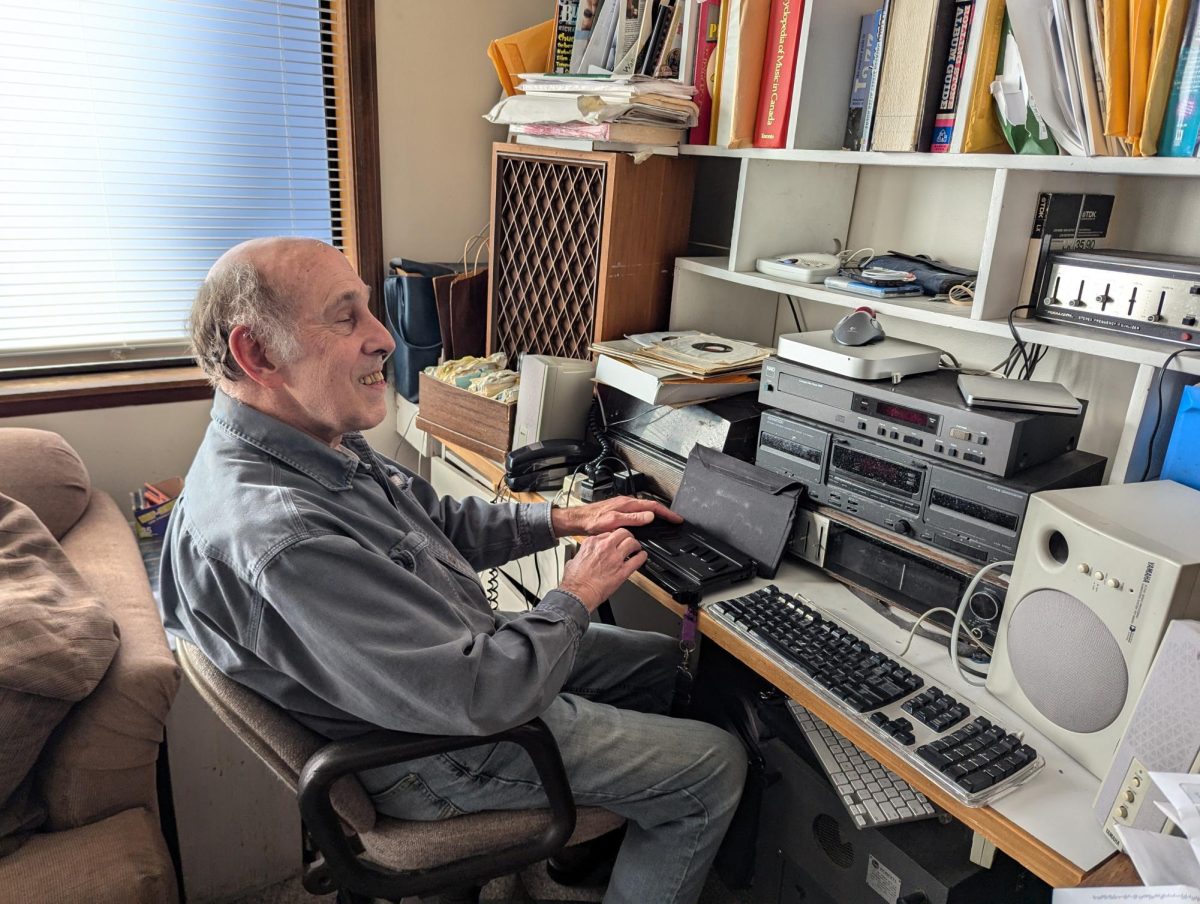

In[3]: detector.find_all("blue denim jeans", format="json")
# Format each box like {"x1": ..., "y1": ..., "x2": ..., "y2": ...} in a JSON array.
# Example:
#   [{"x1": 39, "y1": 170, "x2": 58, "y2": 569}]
[{"x1": 361, "y1": 624, "x2": 749, "y2": 904}]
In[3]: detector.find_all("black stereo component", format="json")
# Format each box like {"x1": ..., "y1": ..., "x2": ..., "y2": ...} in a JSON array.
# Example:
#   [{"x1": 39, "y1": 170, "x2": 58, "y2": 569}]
[
  {"x1": 756, "y1": 409, "x2": 1107, "y2": 564},
  {"x1": 759, "y1": 357, "x2": 1087, "y2": 477},
  {"x1": 792, "y1": 508, "x2": 1008, "y2": 651},
  {"x1": 1035, "y1": 249, "x2": 1200, "y2": 348},
  {"x1": 749, "y1": 696, "x2": 1051, "y2": 904},
  {"x1": 631, "y1": 522, "x2": 757, "y2": 602}
]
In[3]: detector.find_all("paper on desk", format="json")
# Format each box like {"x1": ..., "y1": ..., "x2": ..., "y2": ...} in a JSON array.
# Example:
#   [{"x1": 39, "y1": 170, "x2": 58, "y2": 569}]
[
  {"x1": 1152, "y1": 773, "x2": 1200, "y2": 840},
  {"x1": 1115, "y1": 825, "x2": 1200, "y2": 889},
  {"x1": 1053, "y1": 888, "x2": 1200, "y2": 903}
]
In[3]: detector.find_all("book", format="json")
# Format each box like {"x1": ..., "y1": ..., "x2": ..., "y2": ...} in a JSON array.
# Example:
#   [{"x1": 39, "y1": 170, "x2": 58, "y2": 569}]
[
  {"x1": 1018, "y1": 192, "x2": 1116, "y2": 311},
  {"x1": 653, "y1": 0, "x2": 686, "y2": 78},
  {"x1": 689, "y1": 0, "x2": 724, "y2": 144},
  {"x1": 1160, "y1": 0, "x2": 1200, "y2": 156},
  {"x1": 713, "y1": 0, "x2": 772, "y2": 148},
  {"x1": 594, "y1": 354, "x2": 759, "y2": 405},
  {"x1": 929, "y1": 0, "x2": 975, "y2": 152},
  {"x1": 870, "y1": 0, "x2": 957, "y2": 152},
  {"x1": 709, "y1": 0, "x2": 733, "y2": 143},
  {"x1": 638, "y1": 1, "x2": 676, "y2": 75},
  {"x1": 510, "y1": 121, "x2": 684, "y2": 143},
  {"x1": 555, "y1": 0, "x2": 582, "y2": 74},
  {"x1": 844, "y1": 9, "x2": 883, "y2": 151},
  {"x1": 570, "y1": 0, "x2": 604, "y2": 72},
  {"x1": 579, "y1": 0, "x2": 621, "y2": 72},
  {"x1": 753, "y1": 0, "x2": 806, "y2": 148},
  {"x1": 861, "y1": 1, "x2": 893, "y2": 151}
]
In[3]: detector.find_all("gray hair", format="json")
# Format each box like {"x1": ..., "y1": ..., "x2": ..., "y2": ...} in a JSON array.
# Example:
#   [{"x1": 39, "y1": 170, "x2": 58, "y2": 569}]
[{"x1": 189, "y1": 260, "x2": 300, "y2": 386}]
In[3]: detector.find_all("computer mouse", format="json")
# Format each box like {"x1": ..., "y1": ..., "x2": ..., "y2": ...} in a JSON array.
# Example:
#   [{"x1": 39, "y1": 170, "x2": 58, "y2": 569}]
[{"x1": 832, "y1": 307, "x2": 885, "y2": 346}]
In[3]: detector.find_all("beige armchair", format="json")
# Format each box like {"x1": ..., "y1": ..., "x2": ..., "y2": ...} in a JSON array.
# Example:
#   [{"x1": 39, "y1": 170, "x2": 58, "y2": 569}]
[{"x1": 0, "y1": 428, "x2": 181, "y2": 903}]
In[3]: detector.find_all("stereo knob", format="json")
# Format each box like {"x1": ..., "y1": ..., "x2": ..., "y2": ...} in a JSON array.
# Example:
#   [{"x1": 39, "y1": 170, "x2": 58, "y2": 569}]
[
  {"x1": 894, "y1": 519, "x2": 913, "y2": 536},
  {"x1": 1124, "y1": 790, "x2": 1136, "y2": 803},
  {"x1": 1146, "y1": 313, "x2": 1162, "y2": 323},
  {"x1": 969, "y1": 590, "x2": 1001, "y2": 623},
  {"x1": 1107, "y1": 577, "x2": 1122, "y2": 589},
  {"x1": 1118, "y1": 805, "x2": 1129, "y2": 819},
  {"x1": 1077, "y1": 563, "x2": 1091, "y2": 574},
  {"x1": 1093, "y1": 570, "x2": 1105, "y2": 581}
]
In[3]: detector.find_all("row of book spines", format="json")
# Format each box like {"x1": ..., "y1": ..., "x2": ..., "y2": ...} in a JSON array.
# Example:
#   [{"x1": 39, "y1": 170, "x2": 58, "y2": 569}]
[{"x1": 689, "y1": 0, "x2": 807, "y2": 149}]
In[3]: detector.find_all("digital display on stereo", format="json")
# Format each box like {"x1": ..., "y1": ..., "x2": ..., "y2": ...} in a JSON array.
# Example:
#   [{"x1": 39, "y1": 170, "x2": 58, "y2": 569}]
[
  {"x1": 761, "y1": 431, "x2": 822, "y2": 465},
  {"x1": 831, "y1": 445, "x2": 922, "y2": 496},
  {"x1": 929, "y1": 489, "x2": 1020, "y2": 532},
  {"x1": 876, "y1": 401, "x2": 937, "y2": 431}
]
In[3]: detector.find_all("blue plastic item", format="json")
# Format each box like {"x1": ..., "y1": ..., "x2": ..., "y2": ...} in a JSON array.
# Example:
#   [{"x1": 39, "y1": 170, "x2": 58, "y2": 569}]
[{"x1": 1162, "y1": 385, "x2": 1200, "y2": 490}]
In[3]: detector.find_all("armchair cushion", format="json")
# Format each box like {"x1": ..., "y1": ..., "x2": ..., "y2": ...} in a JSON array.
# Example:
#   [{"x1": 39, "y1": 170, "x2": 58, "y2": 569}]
[
  {"x1": 0, "y1": 493, "x2": 119, "y2": 850},
  {"x1": 0, "y1": 429, "x2": 90, "y2": 540},
  {"x1": 40, "y1": 492, "x2": 181, "y2": 830}
]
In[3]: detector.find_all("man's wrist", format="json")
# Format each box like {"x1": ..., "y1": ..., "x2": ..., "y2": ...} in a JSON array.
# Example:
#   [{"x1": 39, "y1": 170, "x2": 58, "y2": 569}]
[{"x1": 550, "y1": 504, "x2": 580, "y2": 538}]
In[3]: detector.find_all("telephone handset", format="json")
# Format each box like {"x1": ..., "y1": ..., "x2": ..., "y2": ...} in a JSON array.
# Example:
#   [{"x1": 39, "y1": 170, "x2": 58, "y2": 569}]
[{"x1": 504, "y1": 439, "x2": 598, "y2": 492}]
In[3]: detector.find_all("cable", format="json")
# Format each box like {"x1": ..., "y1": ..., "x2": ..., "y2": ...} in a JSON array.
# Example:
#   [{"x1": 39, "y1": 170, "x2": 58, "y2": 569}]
[
  {"x1": 782, "y1": 293, "x2": 803, "y2": 332},
  {"x1": 896, "y1": 607, "x2": 963, "y2": 657},
  {"x1": 939, "y1": 351, "x2": 962, "y2": 371},
  {"x1": 951, "y1": 560, "x2": 1013, "y2": 686},
  {"x1": 1007, "y1": 305, "x2": 1036, "y2": 380},
  {"x1": 947, "y1": 281, "x2": 975, "y2": 307},
  {"x1": 1139, "y1": 348, "x2": 1200, "y2": 481}
]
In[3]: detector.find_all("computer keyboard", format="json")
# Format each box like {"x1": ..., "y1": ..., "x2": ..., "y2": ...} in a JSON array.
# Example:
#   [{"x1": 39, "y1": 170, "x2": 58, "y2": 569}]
[
  {"x1": 788, "y1": 700, "x2": 937, "y2": 829},
  {"x1": 709, "y1": 584, "x2": 1043, "y2": 807}
]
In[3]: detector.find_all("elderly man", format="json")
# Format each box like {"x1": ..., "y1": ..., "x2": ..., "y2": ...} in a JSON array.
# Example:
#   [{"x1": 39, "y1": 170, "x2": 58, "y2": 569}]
[{"x1": 160, "y1": 237, "x2": 747, "y2": 904}]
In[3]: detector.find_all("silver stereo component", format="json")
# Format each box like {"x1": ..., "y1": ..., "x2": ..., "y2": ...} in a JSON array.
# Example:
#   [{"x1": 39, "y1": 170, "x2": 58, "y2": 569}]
[
  {"x1": 757, "y1": 409, "x2": 1107, "y2": 564},
  {"x1": 1035, "y1": 249, "x2": 1200, "y2": 348},
  {"x1": 759, "y1": 358, "x2": 1087, "y2": 478}
]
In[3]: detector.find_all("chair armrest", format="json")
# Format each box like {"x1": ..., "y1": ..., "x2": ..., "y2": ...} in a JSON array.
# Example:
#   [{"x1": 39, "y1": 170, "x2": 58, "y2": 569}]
[{"x1": 298, "y1": 717, "x2": 576, "y2": 900}]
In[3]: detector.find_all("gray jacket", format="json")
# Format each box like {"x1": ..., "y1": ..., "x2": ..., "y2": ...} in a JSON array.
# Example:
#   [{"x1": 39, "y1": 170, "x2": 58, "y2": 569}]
[{"x1": 160, "y1": 391, "x2": 590, "y2": 738}]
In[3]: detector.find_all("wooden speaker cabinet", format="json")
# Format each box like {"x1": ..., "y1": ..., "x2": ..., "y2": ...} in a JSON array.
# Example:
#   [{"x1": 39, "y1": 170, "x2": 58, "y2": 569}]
[{"x1": 486, "y1": 142, "x2": 695, "y2": 361}]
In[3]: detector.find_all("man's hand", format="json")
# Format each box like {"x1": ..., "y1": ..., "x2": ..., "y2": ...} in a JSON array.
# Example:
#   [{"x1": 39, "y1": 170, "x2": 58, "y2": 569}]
[
  {"x1": 557, "y1": 529, "x2": 646, "y2": 612},
  {"x1": 551, "y1": 496, "x2": 682, "y2": 538}
]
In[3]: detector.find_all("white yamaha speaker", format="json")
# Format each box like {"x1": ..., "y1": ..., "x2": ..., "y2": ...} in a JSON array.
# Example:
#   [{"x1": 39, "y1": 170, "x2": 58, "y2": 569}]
[
  {"x1": 512, "y1": 355, "x2": 596, "y2": 448},
  {"x1": 987, "y1": 481, "x2": 1200, "y2": 780},
  {"x1": 1093, "y1": 619, "x2": 1200, "y2": 847}
]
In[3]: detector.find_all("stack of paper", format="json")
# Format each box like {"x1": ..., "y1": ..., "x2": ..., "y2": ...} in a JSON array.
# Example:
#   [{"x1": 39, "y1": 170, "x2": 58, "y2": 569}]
[
  {"x1": 1056, "y1": 772, "x2": 1200, "y2": 902},
  {"x1": 484, "y1": 73, "x2": 698, "y2": 157},
  {"x1": 591, "y1": 333, "x2": 769, "y2": 405}
]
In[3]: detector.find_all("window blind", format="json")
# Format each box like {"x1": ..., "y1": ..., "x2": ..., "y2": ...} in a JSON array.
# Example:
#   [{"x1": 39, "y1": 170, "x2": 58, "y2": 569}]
[{"x1": 0, "y1": 0, "x2": 344, "y2": 375}]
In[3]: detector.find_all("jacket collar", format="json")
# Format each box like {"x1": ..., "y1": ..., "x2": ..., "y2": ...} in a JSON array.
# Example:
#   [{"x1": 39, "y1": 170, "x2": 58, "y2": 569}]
[{"x1": 210, "y1": 390, "x2": 364, "y2": 491}]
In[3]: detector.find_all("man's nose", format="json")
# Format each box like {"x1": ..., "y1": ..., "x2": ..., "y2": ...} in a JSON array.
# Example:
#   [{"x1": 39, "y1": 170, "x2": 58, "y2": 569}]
[{"x1": 369, "y1": 312, "x2": 396, "y2": 358}]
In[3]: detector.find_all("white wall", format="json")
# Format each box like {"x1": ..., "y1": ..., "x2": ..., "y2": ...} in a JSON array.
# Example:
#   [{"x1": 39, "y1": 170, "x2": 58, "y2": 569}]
[{"x1": 375, "y1": 0, "x2": 550, "y2": 263}]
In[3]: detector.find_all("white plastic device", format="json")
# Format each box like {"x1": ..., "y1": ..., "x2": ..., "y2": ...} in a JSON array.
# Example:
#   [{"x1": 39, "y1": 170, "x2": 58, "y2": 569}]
[
  {"x1": 775, "y1": 331, "x2": 943, "y2": 380},
  {"x1": 755, "y1": 252, "x2": 841, "y2": 284}
]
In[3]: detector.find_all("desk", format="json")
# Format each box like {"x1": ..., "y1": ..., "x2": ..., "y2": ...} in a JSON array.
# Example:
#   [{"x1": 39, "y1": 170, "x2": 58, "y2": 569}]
[{"x1": 444, "y1": 443, "x2": 1138, "y2": 890}]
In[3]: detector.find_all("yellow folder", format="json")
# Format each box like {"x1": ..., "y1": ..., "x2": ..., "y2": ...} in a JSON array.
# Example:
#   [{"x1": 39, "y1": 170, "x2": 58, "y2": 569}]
[
  {"x1": 962, "y1": 0, "x2": 1010, "y2": 153},
  {"x1": 488, "y1": 18, "x2": 555, "y2": 97},
  {"x1": 1140, "y1": 0, "x2": 1188, "y2": 155},
  {"x1": 1126, "y1": 0, "x2": 1158, "y2": 150},
  {"x1": 1104, "y1": 0, "x2": 1130, "y2": 135}
]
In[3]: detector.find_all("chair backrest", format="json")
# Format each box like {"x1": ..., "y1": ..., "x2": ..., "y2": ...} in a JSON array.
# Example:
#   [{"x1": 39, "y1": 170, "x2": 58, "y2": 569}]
[{"x1": 176, "y1": 638, "x2": 376, "y2": 833}]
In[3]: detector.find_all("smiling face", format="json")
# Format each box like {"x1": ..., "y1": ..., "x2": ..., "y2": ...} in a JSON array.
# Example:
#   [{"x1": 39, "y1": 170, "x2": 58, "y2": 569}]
[{"x1": 250, "y1": 240, "x2": 395, "y2": 446}]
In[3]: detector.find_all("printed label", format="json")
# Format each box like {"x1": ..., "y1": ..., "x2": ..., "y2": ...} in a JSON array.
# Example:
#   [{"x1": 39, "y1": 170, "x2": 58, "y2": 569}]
[{"x1": 867, "y1": 854, "x2": 902, "y2": 902}]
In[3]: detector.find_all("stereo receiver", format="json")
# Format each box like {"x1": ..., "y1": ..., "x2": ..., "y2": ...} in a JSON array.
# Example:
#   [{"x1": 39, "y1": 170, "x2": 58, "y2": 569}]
[
  {"x1": 1035, "y1": 249, "x2": 1200, "y2": 348},
  {"x1": 759, "y1": 358, "x2": 1087, "y2": 477},
  {"x1": 756, "y1": 409, "x2": 1107, "y2": 563}
]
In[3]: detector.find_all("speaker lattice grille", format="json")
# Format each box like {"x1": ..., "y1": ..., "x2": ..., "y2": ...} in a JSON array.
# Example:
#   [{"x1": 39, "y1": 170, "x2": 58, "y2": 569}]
[
  {"x1": 812, "y1": 814, "x2": 853, "y2": 870},
  {"x1": 491, "y1": 153, "x2": 605, "y2": 362},
  {"x1": 1008, "y1": 588, "x2": 1129, "y2": 733}
]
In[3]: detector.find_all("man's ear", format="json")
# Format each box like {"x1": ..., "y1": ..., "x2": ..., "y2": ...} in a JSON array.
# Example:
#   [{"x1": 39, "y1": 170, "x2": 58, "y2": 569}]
[{"x1": 228, "y1": 325, "x2": 284, "y2": 388}]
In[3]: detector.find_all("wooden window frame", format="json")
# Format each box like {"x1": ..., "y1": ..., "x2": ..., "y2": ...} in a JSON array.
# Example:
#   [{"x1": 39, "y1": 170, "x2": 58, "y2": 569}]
[{"x1": 0, "y1": 0, "x2": 382, "y2": 418}]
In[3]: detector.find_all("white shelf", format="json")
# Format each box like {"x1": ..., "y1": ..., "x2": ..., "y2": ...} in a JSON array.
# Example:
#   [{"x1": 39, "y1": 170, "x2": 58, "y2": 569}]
[
  {"x1": 680, "y1": 145, "x2": 1200, "y2": 177},
  {"x1": 677, "y1": 256, "x2": 1200, "y2": 374}
]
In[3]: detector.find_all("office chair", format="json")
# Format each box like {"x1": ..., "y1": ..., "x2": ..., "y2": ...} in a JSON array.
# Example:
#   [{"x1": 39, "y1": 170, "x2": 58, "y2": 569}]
[{"x1": 176, "y1": 638, "x2": 624, "y2": 903}]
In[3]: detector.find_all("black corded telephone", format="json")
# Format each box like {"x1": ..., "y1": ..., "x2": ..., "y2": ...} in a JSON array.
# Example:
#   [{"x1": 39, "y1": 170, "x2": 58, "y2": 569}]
[{"x1": 503, "y1": 439, "x2": 598, "y2": 492}]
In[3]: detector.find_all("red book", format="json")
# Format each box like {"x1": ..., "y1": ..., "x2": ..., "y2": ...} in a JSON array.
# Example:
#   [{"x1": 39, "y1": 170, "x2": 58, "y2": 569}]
[
  {"x1": 753, "y1": 0, "x2": 805, "y2": 148},
  {"x1": 689, "y1": 0, "x2": 723, "y2": 145}
]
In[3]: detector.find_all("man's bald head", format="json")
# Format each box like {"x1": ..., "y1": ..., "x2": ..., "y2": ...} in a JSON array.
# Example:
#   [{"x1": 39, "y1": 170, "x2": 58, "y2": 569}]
[{"x1": 190, "y1": 236, "x2": 332, "y2": 388}]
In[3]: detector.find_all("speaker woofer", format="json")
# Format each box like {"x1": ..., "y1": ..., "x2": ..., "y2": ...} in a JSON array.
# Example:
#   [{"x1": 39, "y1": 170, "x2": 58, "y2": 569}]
[{"x1": 1008, "y1": 588, "x2": 1129, "y2": 733}]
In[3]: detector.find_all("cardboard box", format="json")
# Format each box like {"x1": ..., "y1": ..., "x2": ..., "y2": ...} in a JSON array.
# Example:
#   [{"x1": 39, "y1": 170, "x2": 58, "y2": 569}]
[{"x1": 415, "y1": 372, "x2": 516, "y2": 463}]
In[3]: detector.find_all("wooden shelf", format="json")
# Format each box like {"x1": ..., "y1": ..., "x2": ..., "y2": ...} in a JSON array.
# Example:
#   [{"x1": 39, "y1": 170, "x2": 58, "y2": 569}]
[
  {"x1": 681, "y1": 145, "x2": 1200, "y2": 177},
  {"x1": 677, "y1": 256, "x2": 1200, "y2": 375}
]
